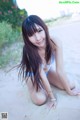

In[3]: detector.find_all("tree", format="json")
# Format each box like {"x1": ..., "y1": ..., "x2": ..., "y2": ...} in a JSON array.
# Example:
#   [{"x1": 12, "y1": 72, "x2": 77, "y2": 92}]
[{"x1": 0, "y1": 0, "x2": 28, "y2": 28}]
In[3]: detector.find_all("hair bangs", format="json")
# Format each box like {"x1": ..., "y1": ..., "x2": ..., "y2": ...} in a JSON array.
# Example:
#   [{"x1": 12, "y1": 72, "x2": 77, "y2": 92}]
[{"x1": 26, "y1": 23, "x2": 38, "y2": 37}]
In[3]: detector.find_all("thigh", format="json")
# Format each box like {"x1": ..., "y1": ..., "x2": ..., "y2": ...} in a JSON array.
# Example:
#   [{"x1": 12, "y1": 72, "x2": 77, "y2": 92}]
[
  {"x1": 47, "y1": 68, "x2": 75, "y2": 90},
  {"x1": 47, "y1": 68, "x2": 64, "y2": 90}
]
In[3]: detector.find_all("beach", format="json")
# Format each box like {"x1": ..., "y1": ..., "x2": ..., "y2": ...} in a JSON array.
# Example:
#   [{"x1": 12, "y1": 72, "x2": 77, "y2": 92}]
[{"x1": 0, "y1": 20, "x2": 80, "y2": 120}]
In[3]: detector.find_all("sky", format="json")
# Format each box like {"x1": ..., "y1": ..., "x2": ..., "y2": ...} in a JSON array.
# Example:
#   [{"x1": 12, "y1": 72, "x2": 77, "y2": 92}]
[{"x1": 16, "y1": 0, "x2": 80, "y2": 19}]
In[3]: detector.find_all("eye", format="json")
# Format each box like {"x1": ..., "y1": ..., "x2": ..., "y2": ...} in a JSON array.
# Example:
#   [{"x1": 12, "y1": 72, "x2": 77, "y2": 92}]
[{"x1": 38, "y1": 29, "x2": 43, "y2": 32}]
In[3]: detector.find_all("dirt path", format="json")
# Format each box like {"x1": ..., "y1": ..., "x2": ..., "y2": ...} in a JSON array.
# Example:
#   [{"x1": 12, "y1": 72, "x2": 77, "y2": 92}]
[{"x1": 0, "y1": 21, "x2": 80, "y2": 120}]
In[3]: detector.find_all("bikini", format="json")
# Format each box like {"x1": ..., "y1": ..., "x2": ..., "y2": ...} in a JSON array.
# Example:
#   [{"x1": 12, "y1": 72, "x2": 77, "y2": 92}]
[
  {"x1": 27, "y1": 53, "x2": 54, "y2": 77},
  {"x1": 41, "y1": 53, "x2": 54, "y2": 76}
]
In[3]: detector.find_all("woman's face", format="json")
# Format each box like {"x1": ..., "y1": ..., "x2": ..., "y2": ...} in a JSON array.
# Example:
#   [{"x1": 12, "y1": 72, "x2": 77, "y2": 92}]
[{"x1": 28, "y1": 24, "x2": 46, "y2": 49}]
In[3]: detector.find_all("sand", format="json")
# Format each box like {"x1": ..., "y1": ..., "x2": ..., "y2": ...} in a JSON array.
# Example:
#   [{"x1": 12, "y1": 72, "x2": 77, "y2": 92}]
[{"x1": 0, "y1": 19, "x2": 80, "y2": 120}]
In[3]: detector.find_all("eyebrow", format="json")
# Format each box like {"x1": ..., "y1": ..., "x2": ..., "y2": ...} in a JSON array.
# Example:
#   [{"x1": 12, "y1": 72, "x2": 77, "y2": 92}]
[{"x1": 37, "y1": 27, "x2": 43, "y2": 30}]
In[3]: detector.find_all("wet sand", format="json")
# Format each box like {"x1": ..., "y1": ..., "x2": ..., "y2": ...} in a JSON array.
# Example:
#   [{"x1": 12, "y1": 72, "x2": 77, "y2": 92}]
[{"x1": 0, "y1": 20, "x2": 80, "y2": 120}]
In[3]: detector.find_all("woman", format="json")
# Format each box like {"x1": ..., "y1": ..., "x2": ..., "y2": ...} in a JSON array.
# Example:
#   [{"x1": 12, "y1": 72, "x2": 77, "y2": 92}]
[{"x1": 19, "y1": 15, "x2": 80, "y2": 108}]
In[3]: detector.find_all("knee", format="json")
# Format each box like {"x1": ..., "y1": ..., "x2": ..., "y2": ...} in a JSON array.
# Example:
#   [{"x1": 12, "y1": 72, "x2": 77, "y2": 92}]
[{"x1": 33, "y1": 93, "x2": 47, "y2": 106}]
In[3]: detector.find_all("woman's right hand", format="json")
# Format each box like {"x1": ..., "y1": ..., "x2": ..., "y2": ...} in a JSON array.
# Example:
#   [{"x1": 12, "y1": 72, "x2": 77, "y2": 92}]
[{"x1": 47, "y1": 98, "x2": 57, "y2": 109}]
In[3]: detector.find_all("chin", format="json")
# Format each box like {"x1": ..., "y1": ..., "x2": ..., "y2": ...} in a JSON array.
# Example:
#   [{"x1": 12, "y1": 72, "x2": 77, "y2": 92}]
[
  {"x1": 38, "y1": 43, "x2": 45, "y2": 49},
  {"x1": 40, "y1": 41, "x2": 46, "y2": 47}
]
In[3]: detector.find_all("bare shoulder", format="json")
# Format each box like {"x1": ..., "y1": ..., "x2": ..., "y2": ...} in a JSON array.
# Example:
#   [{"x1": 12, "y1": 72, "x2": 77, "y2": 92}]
[{"x1": 50, "y1": 34, "x2": 62, "y2": 49}]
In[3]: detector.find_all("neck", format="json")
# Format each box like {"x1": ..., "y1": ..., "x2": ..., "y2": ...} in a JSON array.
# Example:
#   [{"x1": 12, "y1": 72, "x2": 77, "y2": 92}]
[
  {"x1": 38, "y1": 47, "x2": 46, "y2": 58},
  {"x1": 38, "y1": 45, "x2": 46, "y2": 51}
]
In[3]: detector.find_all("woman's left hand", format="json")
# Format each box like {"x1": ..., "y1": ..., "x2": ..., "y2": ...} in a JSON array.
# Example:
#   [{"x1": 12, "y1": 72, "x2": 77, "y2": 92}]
[{"x1": 70, "y1": 87, "x2": 80, "y2": 96}]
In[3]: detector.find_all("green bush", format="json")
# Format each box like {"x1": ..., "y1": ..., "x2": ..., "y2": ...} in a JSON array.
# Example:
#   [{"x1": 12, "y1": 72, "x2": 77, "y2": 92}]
[
  {"x1": 0, "y1": 0, "x2": 27, "y2": 28},
  {"x1": 0, "y1": 21, "x2": 22, "y2": 48}
]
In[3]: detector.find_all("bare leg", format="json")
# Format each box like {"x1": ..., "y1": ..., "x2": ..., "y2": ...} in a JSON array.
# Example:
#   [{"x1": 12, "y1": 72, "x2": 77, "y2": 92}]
[
  {"x1": 47, "y1": 68, "x2": 75, "y2": 90},
  {"x1": 26, "y1": 77, "x2": 47, "y2": 106}
]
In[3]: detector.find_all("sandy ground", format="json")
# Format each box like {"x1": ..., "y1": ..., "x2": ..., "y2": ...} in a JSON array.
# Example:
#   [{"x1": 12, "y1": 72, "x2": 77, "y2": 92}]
[{"x1": 0, "y1": 19, "x2": 80, "y2": 120}]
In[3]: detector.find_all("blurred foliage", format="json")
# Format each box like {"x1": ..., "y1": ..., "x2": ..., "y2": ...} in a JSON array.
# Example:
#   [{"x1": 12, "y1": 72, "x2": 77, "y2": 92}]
[
  {"x1": 0, "y1": 21, "x2": 22, "y2": 48},
  {"x1": 0, "y1": 0, "x2": 28, "y2": 28},
  {"x1": 0, "y1": 21, "x2": 23, "y2": 68}
]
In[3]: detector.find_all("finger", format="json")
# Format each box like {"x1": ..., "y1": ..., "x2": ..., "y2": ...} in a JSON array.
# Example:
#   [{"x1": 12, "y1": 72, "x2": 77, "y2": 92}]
[
  {"x1": 47, "y1": 102, "x2": 54, "y2": 108},
  {"x1": 77, "y1": 93, "x2": 80, "y2": 95},
  {"x1": 48, "y1": 104, "x2": 55, "y2": 112},
  {"x1": 73, "y1": 91, "x2": 80, "y2": 95},
  {"x1": 72, "y1": 92, "x2": 77, "y2": 96},
  {"x1": 49, "y1": 102, "x2": 57, "y2": 109}
]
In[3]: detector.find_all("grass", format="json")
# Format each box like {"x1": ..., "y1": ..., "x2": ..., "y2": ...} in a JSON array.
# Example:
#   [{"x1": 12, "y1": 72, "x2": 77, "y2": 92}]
[
  {"x1": 0, "y1": 21, "x2": 22, "y2": 48},
  {"x1": 0, "y1": 42, "x2": 23, "y2": 69},
  {"x1": 0, "y1": 21, "x2": 23, "y2": 69}
]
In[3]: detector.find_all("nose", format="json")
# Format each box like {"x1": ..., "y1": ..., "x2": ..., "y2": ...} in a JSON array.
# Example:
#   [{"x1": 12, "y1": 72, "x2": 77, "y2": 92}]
[{"x1": 35, "y1": 33, "x2": 40, "y2": 41}]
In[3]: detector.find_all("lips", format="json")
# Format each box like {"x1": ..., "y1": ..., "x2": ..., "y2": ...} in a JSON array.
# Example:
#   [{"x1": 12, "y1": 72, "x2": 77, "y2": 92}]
[{"x1": 36, "y1": 40, "x2": 42, "y2": 44}]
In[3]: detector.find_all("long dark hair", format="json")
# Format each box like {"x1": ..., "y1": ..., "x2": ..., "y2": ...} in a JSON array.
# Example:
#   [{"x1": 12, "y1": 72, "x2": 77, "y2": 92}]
[{"x1": 18, "y1": 15, "x2": 53, "y2": 91}]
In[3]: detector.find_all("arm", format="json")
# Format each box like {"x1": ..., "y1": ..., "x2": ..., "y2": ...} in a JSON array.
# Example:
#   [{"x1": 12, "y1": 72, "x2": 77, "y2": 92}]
[
  {"x1": 40, "y1": 68, "x2": 56, "y2": 100},
  {"x1": 50, "y1": 37, "x2": 74, "y2": 95}
]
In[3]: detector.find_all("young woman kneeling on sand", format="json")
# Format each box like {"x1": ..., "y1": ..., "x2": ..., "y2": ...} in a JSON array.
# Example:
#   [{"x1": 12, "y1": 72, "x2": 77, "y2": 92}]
[{"x1": 18, "y1": 15, "x2": 80, "y2": 108}]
